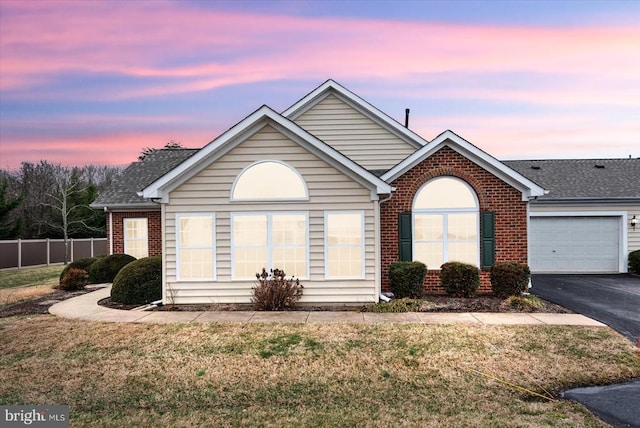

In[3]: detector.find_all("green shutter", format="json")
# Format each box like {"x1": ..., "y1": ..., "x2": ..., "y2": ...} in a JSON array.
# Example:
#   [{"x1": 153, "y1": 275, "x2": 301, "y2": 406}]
[
  {"x1": 398, "y1": 212, "x2": 412, "y2": 262},
  {"x1": 481, "y1": 211, "x2": 495, "y2": 270}
]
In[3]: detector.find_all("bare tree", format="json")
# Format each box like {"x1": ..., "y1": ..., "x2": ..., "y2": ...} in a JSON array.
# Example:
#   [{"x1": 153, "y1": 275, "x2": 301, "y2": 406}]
[
  {"x1": 1, "y1": 161, "x2": 120, "y2": 240},
  {"x1": 41, "y1": 166, "x2": 103, "y2": 263}
]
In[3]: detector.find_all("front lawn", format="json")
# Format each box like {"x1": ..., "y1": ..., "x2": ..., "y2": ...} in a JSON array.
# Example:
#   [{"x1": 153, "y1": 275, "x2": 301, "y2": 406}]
[
  {"x1": 1, "y1": 316, "x2": 638, "y2": 427},
  {"x1": 0, "y1": 265, "x2": 63, "y2": 306},
  {"x1": 0, "y1": 265, "x2": 63, "y2": 290}
]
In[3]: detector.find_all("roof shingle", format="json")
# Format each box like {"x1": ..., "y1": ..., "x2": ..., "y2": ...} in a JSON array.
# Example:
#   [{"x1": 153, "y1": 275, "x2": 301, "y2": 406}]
[
  {"x1": 91, "y1": 149, "x2": 198, "y2": 208},
  {"x1": 505, "y1": 158, "x2": 640, "y2": 201}
]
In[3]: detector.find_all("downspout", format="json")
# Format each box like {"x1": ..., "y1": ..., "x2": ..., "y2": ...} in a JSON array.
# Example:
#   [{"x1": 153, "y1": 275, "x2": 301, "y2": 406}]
[
  {"x1": 376, "y1": 192, "x2": 394, "y2": 302},
  {"x1": 525, "y1": 196, "x2": 535, "y2": 292},
  {"x1": 105, "y1": 208, "x2": 114, "y2": 256},
  {"x1": 161, "y1": 202, "x2": 167, "y2": 305}
]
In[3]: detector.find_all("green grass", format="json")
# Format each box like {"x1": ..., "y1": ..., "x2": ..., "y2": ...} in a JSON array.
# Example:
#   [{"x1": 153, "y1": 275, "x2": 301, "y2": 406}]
[
  {"x1": 0, "y1": 265, "x2": 64, "y2": 289},
  {"x1": 1, "y1": 316, "x2": 638, "y2": 427}
]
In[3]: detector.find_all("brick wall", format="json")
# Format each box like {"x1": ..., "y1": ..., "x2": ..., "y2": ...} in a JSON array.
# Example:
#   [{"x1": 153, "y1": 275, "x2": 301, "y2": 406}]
[
  {"x1": 109, "y1": 211, "x2": 162, "y2": 256},
  {"x1": 380, "y1": 146, "x2": 529, "y2": 294}
]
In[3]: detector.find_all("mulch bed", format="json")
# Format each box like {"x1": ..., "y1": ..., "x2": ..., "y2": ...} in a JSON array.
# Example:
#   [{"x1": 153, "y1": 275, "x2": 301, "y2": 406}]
[
  {"x1": 0, "y1": 289, "x2": 94, "y2": 318},
  {"x1": 1, "y1": 290, "x2": 571, "y2": 317},
  {"x1": 98, "y1": 295, "x2": 572, "y2": 313}
]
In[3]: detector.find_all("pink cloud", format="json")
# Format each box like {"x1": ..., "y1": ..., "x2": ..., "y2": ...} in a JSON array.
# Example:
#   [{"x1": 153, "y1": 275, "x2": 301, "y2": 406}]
[
  {"x1": 1, "y1": 0, "x2": 638, "y2": 168},
  {"x1": 1, "y1": 0, "x2": 638, "y2": 97},
  {"x1": 0, "y1": 129, "x2": 210, "y2": 170},
  {"x1": 410, "y1": 114, "x2": 640, "y2": 160}
]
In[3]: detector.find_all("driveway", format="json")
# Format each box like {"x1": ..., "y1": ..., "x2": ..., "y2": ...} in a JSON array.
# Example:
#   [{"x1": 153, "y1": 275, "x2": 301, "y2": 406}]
[{"x1": 531, "y1": 274, "x2": 640, "y2": 343}]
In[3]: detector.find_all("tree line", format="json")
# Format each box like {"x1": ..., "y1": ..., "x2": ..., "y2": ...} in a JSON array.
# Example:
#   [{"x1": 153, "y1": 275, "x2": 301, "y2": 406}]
[{"x1": 0, "y1": 161, "x2": 123, "y2": 241}]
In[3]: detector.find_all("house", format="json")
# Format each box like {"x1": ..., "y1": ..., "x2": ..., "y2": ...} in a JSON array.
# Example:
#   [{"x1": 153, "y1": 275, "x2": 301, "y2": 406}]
[
  {"x1": 505, "y1": 159, "x2": 640, "y2": 273},
  {"x1": 92, "y1": 79, "x2": 635, "y2": 305}
]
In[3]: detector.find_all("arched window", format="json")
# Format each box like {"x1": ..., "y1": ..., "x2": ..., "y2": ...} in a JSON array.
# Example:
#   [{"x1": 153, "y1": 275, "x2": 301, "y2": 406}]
[
  {"x1": 231, "y1": 160, "x2": 308, "y2": 201},
  {"x1": 413, "y1": 177, "x2": 479, "y2": 268}
]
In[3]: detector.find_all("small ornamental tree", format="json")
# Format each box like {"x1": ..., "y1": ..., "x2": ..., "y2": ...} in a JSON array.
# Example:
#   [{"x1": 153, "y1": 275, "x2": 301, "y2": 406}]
[{"x1": 252, "y1": 268, "x2": 303, "y2": 311}]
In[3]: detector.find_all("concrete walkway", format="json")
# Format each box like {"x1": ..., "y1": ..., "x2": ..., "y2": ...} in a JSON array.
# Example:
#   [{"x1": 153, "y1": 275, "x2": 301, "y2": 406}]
[{"x1": 49, "y1": 286, "x2": 607, "y2": 326}]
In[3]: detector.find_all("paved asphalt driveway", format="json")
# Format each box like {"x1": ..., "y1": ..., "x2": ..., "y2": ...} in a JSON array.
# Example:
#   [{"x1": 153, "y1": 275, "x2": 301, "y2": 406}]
[
  {"x1": 532, "y1": 274, "x2": 640, "y2": 428},
  {"x1": 531, "y1": 274, "x2": 640, "y2": 343}
]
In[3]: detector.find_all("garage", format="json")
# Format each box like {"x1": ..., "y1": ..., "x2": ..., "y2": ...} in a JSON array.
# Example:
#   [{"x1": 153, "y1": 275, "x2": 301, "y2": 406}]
[{"x1": 530, "y1": 216, "x2": 621, "y2": 273}]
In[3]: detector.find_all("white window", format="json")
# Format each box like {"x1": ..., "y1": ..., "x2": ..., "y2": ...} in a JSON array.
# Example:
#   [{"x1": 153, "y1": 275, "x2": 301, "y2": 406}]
[
  {"x1": 413, "y1": 177, "x2": 479, "y2": 268},
  {"x1": 231, "y1": 160, "x2": 308, "y2": 201},
  {"x1": 325, "y1": 211, "x2": 365, "y2": 279},
  {"x1": 123, "y1": 218, "x2": 148, "y2": 259},
  {"x1": 176, "y1": 214, "x2": 216, "y2": 281},
  {"x1": 231, "y1": 212, "x2": 308, "y2": 280}
]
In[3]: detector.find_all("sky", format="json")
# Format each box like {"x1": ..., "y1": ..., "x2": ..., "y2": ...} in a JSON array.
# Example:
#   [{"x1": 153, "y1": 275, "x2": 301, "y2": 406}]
[{"x1": 1, "y1": 0, "x2": 639, "y2": 170}]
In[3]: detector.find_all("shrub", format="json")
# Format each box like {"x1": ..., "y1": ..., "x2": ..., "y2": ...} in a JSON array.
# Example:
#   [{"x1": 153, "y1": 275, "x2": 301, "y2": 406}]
[
  {"x1": 252, "y1": 268, "x2": 303, "y2": 311},
  {"x1": 490, "y1": 262, "x2": 531, "y2": 298},
  {"x1": 88, "y1": 253, "x2": 136, "y2": 284},
  {"x1": 389, "y1": 261, "x2": 427, "y2": 299},
  {"x1": 361, "y1": 298, "x2": 424, "y2": 313},
  {"x1": 111, "y1": 256, "x2": 162, "y2": 305},
  {"x1": 440, "y1": 262, "x2": 480, "y2": 297},
  {"x1": 501, "y1": 295, "x2": 544, "y2": 311},
  {"x1": 629, "y1": 250, "x2": 640, "y2": 274},
  {"x1": 59, "y1": 268, "x2": 89, "y2": 291},
  {"x1": 59, "y1": 256, "x2": 103, "y2": 285}
]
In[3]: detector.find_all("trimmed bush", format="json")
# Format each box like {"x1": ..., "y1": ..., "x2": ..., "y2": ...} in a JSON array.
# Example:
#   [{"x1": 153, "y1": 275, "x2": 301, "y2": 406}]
[
  {"x1": 252, "y1": 268, "x2": 303, "y2": 311},
  {"x1": 59, "y1": 256, "x2": 104, "y2": 285},
  {"x1": 389, "y1": 261, "x2": 427, "y2": 299},
  {"x1": 111, "y1": 256, "x2": 162, "y2": 305},
  {"x1": 59, "y1": 268, "x2": 89, "y2": 291},
  {"x1": 490, "y1": 262, "x2": 531, "y2": 298},
  {"x1": 89, "y1": 253, "x2": 136, "y2": 284},
  {"x1": 629, "y1": 250, "x2": 640, "y2": 274},
  {"x1": 440, "y1": 262, "x2": 480, "y2": 297}
]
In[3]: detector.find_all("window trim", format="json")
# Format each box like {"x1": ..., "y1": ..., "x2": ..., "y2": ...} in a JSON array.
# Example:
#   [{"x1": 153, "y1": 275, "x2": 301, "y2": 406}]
[
  {"x1": 324, "y1": 210, "x2": 366, "y2": 280},
  {"x1": 230, "y1": 160, "x2": 309, "y2": 202},
  {"x1": 230, "y1": 211, "x2": 310, "y2": 280},
  {"x1": 412, "y1": 177, "x2": 480, "y2": 268},
  {"x1": 123, "y1": 217, "x2": 149, "y2": 259},
  {"x1": 175, "y1": 213, "x2": 216, "y2": 282}
]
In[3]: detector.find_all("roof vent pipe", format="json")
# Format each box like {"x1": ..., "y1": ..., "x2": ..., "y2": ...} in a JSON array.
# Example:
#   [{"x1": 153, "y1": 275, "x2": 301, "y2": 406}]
[{"x1": 404, "y1": 108, "x2": 410, "y2": 128}]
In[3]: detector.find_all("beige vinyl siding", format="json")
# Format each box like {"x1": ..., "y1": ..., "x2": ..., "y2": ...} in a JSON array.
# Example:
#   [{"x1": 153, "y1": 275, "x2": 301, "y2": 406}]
[
  {"x1": 530, "y1": 202, "x2": 640, "y2": 255},
  {"x1": 293, "y1": 94, "x2": 417, "y2": 170},
  {"x1": 164, "y1": 124, "x2": 377, "y2": 304}
]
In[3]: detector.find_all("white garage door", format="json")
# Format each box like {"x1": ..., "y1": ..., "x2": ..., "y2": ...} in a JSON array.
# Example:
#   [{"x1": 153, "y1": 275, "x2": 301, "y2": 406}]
[{"x1": 530, "y1": 217, "x2": 620, "y2": 273}]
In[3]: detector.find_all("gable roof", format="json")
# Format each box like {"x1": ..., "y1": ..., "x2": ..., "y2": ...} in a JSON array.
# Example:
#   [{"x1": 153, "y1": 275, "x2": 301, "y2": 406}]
[
  {"x1": 91, "y1": 148, "x2": 198, "y2": 209},
  {"x1": 283, "y1": 79, "x2": 427, "y2": 150},
  {"x1": 382, "y1": 130, "x2": 547, "y2": 201},
  {"x1": 141, "y1": 105, "x2": 393, "y2": 202},
  {"x1": 505, "y1": 158, "x2": 640, "y2": 202}
]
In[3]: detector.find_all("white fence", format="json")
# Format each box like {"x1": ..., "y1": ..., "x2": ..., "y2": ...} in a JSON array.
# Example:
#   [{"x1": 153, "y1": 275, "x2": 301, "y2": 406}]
[{"x1": 0, "y1": 238, "x2": 107, "y2": 269}]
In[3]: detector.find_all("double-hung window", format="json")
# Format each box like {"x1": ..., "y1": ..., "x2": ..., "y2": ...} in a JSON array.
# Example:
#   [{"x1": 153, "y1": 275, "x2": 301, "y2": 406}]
[
  {"x1": 123, "y1": 218, "x2": 148, "y2": 259},
  {"x1": 325, "y1": 211, "x2": 365, "y2": 279},
  {"x1": 413, "y1": 177, "x2": 479, "y2": 268},
  {"x1": 232, "y1": 213, "x2": 308, "y2": 280},
  {"x1": 176, "y1": 214, "x2": 216, "y2": 281}
]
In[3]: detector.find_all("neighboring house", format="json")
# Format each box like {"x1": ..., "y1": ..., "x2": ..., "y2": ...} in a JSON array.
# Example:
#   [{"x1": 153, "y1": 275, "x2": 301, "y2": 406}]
[
  {"x1": 93, "y1": 79, "x2": 637, "y2": 305},
  {"x1": 506, "y1": 159, "x2": 640, "y2": 273}
]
